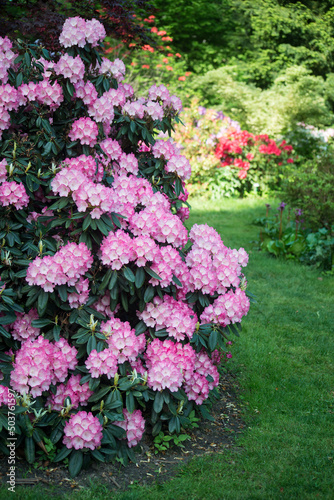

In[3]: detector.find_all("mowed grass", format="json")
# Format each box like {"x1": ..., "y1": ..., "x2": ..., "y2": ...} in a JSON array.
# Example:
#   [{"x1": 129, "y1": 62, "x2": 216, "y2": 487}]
[{"x1": 2, "y1": 196, "x2": 334, "y2": 500}]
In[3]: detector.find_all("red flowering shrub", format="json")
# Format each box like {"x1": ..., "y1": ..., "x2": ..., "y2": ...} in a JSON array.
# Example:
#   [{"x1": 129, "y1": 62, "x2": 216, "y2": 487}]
[
  {"x1": 215, "y1": 129, "x2": 294, "y2": 195},
  {"x1": 174, "y1": 100, "x2": 294, "y2": 198}
]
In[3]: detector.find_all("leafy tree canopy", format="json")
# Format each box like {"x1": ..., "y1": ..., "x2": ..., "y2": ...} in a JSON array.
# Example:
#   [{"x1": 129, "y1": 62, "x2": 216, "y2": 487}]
[{"x1": 150, "y1": 0, "x2": 334, "y2": 87}]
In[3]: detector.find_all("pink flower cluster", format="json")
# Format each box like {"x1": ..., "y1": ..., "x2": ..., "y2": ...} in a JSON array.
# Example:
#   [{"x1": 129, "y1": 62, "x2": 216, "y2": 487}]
[
  {"x1": 46, "y1": 374, "x2": 92, "y2": 411},
  {"x1": 100, "y1": 138, "x2": 123, "y2": 161},
  {"x1": 85, "y1": 348, "x2": 118, "y2": 379},
  {"x1": 88, "y1": 88, "x2": 124, "y2": 123},
  {"x1": 145, "y1": 100, "x2": 164, "y2": 121},
  {"x1": 100, "y1": 230, "x2": 135, "y2": 270},
  {"x1": 101, "y1": 318, "x2": 146, "y2": 363},
  {"x1": 26, "y1": 242, "x2": 93, "y2": 292},
  {"x1": 100, "y1": 230, "x2": 182, "y2": 285},
  {"x1": 0, "y1": 181, "x2": 29, "y2": 210},
  {"x1": 114, "y1": 409, "x2": 145, "y2": 447},
  {"x1": 144, "y1": 339, "x2": 195, "y2": 392},
  {"x1": 19, "y1": 79, "x2": 64, "y2": 109},
  {"x1": 185, "y1": 224, "x2": 249, "y2": 296},
  {"x1": 74, "y1": 80, "x2": 98, "y2": 106},
  {"x1": 152, "y1": 138, "x2": 180, "y2": 160},
  {"x1": 99, "y1": 57, "x2": 126, "y2": 82},
  {"x1": 10, "y1": 336, "x2": 77, "y2": 397},
  {"x1": 0, "y1": 36, "x2": 15, "y2": 83},
  {"x1": 59, "y1": 17, "x2": 106, "y2": 48},
  {"x1": 11, "y1": 309, "x2": 40, "y2": 342},
  {"x1": 61, "y1": 154, "x2": 104, "y2": 182},
  {"x1": 165, "y1": 154, "x2": 191, "y2": 180},
  {"x1": 63, "y1": 411, "x2": 103, "y2": 450},
  {"x1": 51, "y1": 166, "x2": 117, "y2": 218},
  {"x1": 68, "y1": 117, "x2": 99, "y2": 146},
  {"x1": 200, "y1": 288, "x2": 250, "y2": 326},
  {"x1": 0, "y1": 84, "x2": 19, "y2": 111},
  {"x1": 122, "y1": 100, "x2": 145, "y2": 119},
  {"x1": 0, "y1": 159, "x2": 7, "y2": 183},
  {"x1": 0, "y1": 385, "x2": 11, "y2": 406},
  {"x1": 54, "y1": 54, "x2": 85, "y2": 84},
  {"x1": 138, "y1": 295, "x2": 198, "y2": 342},
  {"x1": 148, "y1": 84, "x2": 182, "y2": 113},
  {"x1": 129, "y1": 205, "x2": 188, "y2": 248},
  {"x1": 92, "y1": 291, "x2": 118, "y2": 319},
  {"x1": 68, "y1": 278, "x2": 90, "y2": 308}
]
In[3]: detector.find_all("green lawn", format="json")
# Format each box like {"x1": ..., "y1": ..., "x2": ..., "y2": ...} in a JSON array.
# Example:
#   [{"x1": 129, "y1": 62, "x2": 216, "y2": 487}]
[{"x1": 2, "y1": 196, "x2": 334, "y2": 500}]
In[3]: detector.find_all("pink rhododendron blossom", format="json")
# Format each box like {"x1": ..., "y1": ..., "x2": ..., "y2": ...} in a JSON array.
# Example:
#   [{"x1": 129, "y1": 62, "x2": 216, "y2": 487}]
[
  {"x1": 63, "y1": 411, "x2": 103, "y2": 450},
  {"x1": 92, "y1": 291, "x2": 119, "y2": 319},
  {"x1": 114, "y1": 409, "x2": 145, "y2": 447},
  {"x1": 46, "y1": 375, "x2": 92, "y2": 411},
  {"x1": 0, "y1": 36, "x2": 16, "y2": 83},
  {"x1": 54, "y1": 54, "x2": 85, "y2": 84},
  {"x1": 10, "y1": 336, "x2": 76, "y2": 397},
  {"x1": 26, "y1": 242, "x2": 93, "y2": 292},
  {"x1": 0, "y1": 385, "x2": 11, "y2": 406},
  {"x1": 68, "y1": 278, "x2": 90, "y2": 308},
  {"x1": 99, "y1": 57, "x2": 126, "y2": 81},
  {"x1": 85, "y1": 348, "x2": 118, "y2": 378},
  {"x1": 11, "y1": 309, "x2": 40, "y2": 342},
  {"x1": 0, "y1": 181, "x2": 29, "y2": 209},
  {"x1": 68, "y1": 117, "x2": 98, "y2": 146},
  {"x1": 100, "y1": 229, "x2": 135, "y2": 270},
  {"x1": 122, "y1": 100, "x2": 145, "y2": 119},
  {"x1": 74, "y1": 80, "x2": 98, "y2": 106},
  {"x1": 0, "y1": 159, "x2": 8, "y2": 183},
  {"x1": 101, "y1": 317, "x2": 146, "y2": 363},
  {"x1": 200, "y1": 288, "x2": 250, "y2": 326},
  {"x1": 85, "y1": 18, "x2": 107, "y2": 47},
  {"x1": 138, "y1": 295, "x2": 198, "y2": 341},
  {"x1": 59, "y1": 17, "x2": 87, "y2": 47}
]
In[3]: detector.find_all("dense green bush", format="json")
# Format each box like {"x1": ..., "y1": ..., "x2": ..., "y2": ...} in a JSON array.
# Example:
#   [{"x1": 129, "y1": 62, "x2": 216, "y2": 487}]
[
  {"x1": 281, "y1": 144, "x2": 334, "y2": 230},
  {"x1": 193, "y1": 66, "x2": 334, "y2": 136},
  {"x1": 254, "y1": 204, "x2": 334, "y2": 271}
]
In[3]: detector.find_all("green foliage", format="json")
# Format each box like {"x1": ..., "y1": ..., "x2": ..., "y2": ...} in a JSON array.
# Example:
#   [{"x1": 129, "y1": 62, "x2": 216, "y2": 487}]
[
  {"x1": 194, "y1": 65, "x2": 334, "y2": 136},
  {"x1": 153, "y1": 430, "x2": 190, "y2": 453},
  {"x1": 281, "y1": 141, "x2": 334, "y2": 229},
  {"x1": 253, "y1": 205, "x2": 334, "y2": 271},
  {"x1": 104, "y1": 15, "x2": 194, "y2": 104},
  {"x1": 151, "y1": 0, "x2": 334, "y2": 88}
]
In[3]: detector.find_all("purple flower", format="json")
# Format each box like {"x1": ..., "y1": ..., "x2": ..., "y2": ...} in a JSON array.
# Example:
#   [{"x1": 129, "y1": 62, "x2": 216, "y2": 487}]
[
  {"x1": 198, "y1": 106, "x2": 206, "y2": 115},
  {"x1": 216, "y1": 111, "x2": 225, "y2": 120},
  {"x1": 278, "y1": 202, "x2": 286, "y2": 211}
]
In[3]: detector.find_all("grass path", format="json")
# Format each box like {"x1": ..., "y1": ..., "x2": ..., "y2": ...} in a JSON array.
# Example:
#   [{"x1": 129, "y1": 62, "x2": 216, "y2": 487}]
[{"x1": 4, "y1": 197, "x2": 334, "y2": 500}]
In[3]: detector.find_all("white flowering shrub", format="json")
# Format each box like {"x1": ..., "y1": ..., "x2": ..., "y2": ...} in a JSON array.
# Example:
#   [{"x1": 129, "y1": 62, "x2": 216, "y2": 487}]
[{"x1": 0, "y1": 17, "x2": 250, "y2": 477}]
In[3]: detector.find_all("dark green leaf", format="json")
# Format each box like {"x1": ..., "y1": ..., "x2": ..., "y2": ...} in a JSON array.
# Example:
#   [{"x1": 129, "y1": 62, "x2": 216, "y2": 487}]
[{"x1": 69, "y1": 450, "x2": 83, "y2": 478}]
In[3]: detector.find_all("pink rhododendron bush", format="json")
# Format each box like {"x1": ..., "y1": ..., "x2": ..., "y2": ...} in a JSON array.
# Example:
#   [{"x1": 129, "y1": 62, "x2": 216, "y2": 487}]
[{"x1": 0, "y1": 17, "x2": 250, "y2": 477}]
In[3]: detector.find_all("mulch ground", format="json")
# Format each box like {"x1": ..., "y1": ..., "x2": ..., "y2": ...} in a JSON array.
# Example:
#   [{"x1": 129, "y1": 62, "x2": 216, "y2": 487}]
[{"x1": 0, "y1": 371, "x2": 246, "y2": 496}]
